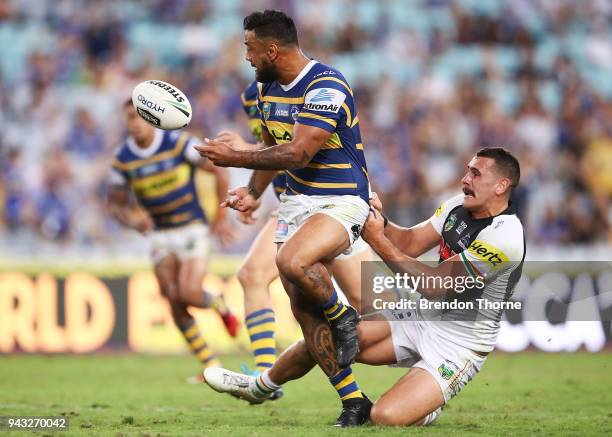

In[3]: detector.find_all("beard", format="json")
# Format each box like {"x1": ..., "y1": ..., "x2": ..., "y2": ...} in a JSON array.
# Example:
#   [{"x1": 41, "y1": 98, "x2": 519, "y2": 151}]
[{"x1": 255, "y1": 60, "x2": 280, "y2": 83}]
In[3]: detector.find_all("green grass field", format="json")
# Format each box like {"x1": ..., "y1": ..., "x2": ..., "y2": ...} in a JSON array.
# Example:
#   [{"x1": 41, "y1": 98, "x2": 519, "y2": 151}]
[{"x1": 1, "y1": 353, "x2": 611, "y2": 436}]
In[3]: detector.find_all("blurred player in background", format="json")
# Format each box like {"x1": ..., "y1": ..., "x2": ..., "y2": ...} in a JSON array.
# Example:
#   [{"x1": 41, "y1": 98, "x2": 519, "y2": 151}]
[
  {"x1": 107, "y1": 100, "x2": 240, "y2": 377},
  {"x1": 216, "y1": 80, "x2": 373, "y2": 383},
  {"x1": 198, "y1": 10, "x2": 373, "y2": 426}
]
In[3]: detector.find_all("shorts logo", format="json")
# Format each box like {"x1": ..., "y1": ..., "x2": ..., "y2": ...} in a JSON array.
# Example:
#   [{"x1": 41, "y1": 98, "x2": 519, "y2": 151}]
[
  {"x1": 468, "y1": 240, "x2": 508, "y2": 268},
  {"x1": 438, "y1": 360, "x2": 459, "y2": 380},
  {"x1": 262, "y1": 102, "x2": 271, "y2": 121},
  {"x1": 351, "y1": 224, "x2": 361, "y2": 240},
  {"x1": 276, "y1": 220, "x2": 289, "y2": 237},
  {"x1": 319, "y1": 204, "x2": 335, "y2": 209},
  {"x1": 186, "y1": 239, "x2": 195, "y2": 250},
  {"x1": 444, "y1": 213, "x2": 457, "y2": 232}
]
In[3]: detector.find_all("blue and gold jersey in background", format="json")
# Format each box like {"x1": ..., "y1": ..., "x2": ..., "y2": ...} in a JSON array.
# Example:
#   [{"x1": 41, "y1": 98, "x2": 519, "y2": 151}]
[
  {"x1": 110, "y1": 129, "x2": 207, "y2": 229},
  {"x1": 241, "y1": 80, "x2": 286, "y2": 199},
  {"x1": 257, "y1": 61, "x2": 369, "y2": 203}
]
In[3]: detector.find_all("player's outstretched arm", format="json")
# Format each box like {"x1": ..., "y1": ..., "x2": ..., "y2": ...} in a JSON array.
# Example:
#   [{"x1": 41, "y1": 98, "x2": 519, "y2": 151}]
[
  {"x1": 106, "y1": 186, "x2": 153, "y2": 235},
  {"x1": 195, "y1": 122, "x2": 332, "y2": 170},
  {"x1": 363, "y1": 209, "x2": 476, "y2": 300}
]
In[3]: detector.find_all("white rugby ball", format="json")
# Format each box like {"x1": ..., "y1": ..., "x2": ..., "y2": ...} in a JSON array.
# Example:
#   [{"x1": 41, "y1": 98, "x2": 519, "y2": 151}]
[{"x1": 131, "y1": 80, "x2": 192, "y2": 130}]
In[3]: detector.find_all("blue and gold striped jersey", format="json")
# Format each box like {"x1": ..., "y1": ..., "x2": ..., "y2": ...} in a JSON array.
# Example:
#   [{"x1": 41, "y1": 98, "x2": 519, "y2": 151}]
[
  {"x1": 257, "y1": 60, "x2": 369, "y2": 202},
  {"x1": 241, "y1": 80, "x2": 286, "y2": 199},
  {"x1": 110, "y1": 129, "x2": 207, "y2": 229}
]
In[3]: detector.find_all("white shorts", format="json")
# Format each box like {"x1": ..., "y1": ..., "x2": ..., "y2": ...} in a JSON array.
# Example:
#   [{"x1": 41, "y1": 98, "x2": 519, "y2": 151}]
[
  {"x1": 335, "y1": 236, "x2": 370, "y2": 260},
  {"x1": 274, "y1": 194, "x2": 370, "y2": 246},
  {"x1": 385, "y1": 309, "x2": 487, "y2": 403},
  {"x1": 149, "y1": 222, "x2": 211, "y2": 264}
]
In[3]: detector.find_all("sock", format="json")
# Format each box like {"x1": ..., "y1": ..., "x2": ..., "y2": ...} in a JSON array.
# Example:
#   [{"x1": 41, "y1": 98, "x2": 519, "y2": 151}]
[
  {"x1": 203, "y1": 290, "x2": 229, "y2": 315},
  {"x1": 322, "y1": 290, "x2": 347, "y2": 323},
  {"x1": 179, "y1": 319, "x2": 219, "y2": 368},
  {"x1": 245, "y1": 308, "x2": 277, "y2": 372},
  {"x1": 253, "y1": 369, "x2": 281, "y2": 396},
  {"x1": 329, "y1": 367, "x2": 364, "y2": 401}
]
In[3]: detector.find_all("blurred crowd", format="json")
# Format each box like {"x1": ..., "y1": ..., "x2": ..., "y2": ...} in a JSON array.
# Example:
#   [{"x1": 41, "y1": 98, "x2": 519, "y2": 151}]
[{"x1": 0, "y1": 0, "x2": 611, "y2": 259}]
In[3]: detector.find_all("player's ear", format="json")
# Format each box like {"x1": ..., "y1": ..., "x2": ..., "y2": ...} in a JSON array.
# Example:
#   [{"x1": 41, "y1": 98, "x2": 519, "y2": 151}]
[
  {"x1": 267, "y1": 42, "x2": 279, "y2": 61},
  {"x1": 496, "y1": 178, "x2": 510, "y2": 195}
]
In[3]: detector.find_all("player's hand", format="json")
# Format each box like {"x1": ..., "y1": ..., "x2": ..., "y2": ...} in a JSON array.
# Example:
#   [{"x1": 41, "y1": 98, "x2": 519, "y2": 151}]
[
  {"x1": 237, "y1": 210, "x2": 257, "y2": 225},
  {"x1": 194, "y1": 139, "x2": 243, "y2": 167},
  {"x1": 220, "y1": 186, "x2": 260, "y2": 214},
  {"x1": 135, "y1": 215, "x2": 154, "y2": 235},
  {"x1": 362, "y1": 208, "x2": 385, "y2": 244},
  {"x1": 369, "y1": 192, "x2": 383, "y2": 212},
  {"x1": 211, "y1": 218, "x2": 236, "y2": 247},
  {"x1": 215, "y1": 130, "x2": 259, "y2": 151}
]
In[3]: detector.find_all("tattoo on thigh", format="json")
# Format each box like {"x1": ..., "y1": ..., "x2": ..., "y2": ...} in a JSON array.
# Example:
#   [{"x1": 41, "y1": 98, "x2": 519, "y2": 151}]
[{"x1": 308, "y1": 322, "x2": 339, "y2": 376}]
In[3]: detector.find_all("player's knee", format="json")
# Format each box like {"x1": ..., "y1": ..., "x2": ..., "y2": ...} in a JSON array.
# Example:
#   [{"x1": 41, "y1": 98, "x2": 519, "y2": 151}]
[
  {"x1": 177, "y1": 281, "x2": 200, "y2": 302},
  {"x1": 237, "y1": 264, "x2": 269, "y2": 289},
  {"x1": 276, "y1": 249, "x2": 306, "y2": 284},
  {"x1": 370, "y1": 402, "x2": 408, "y2": 426}
]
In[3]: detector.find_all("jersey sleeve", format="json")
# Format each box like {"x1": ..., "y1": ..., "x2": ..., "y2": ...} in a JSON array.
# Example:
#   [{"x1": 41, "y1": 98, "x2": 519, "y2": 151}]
[
  {"x1": 459, "y1": 218, "x2": 525, "y2": 281},
  {"x1": 108, "y1": 166, "x2": 128, "y2": 187},
  {"x1": 297, "y1": 76, "x2": 352, "y2": 133},
  {"x1": 429, "y1": 194, "x2": 465, "y2": 235}
]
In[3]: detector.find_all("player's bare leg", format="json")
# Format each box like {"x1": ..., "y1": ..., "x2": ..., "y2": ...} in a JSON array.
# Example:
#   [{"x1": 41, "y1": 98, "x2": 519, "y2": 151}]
[
  {"x1": 276, "y1": 214, "x2": 361, "y2": 368},
  {"x1": 237, "y1": 215, "x2": 279, "y2": 372},
  {"x1": 370, "y1": 368, "x2": 444, "y2": 426},
  {"x1": 155, "y1": 255, "x2": 220, "y2": 369},
  {"x1": 177, "y1": 257, "x2": 240, "y2": 337},
  {"x1": 330, "y1": 244, "x2": 374, "y2": 313}
]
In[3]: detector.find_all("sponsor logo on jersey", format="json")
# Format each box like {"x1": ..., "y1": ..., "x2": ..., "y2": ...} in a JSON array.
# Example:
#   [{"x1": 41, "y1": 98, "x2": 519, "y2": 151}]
[
  {"x1": 456, "y1": 221, "x2": 468, "y2": 234},
  {"x1": 468, "y1": 240, "x2": 508, "y2": 268},
  {"x1": 303, "y1": 88, "x2": 346, "y2": 113},
  {"x1": 434, "y1": 203, "x2": 444, "y2": 217},
  {"x1": 444, "y1": 213, "x2": 457, "y2": 232},
  {"x1": 262, "y1": 102, "x2": 271, "y2": 120},
  {"x1": 136, "y1": 107, "x2": 160, "y2": 126},
  {"x1": 313, "y1": 70, "x2": 337, "y2": 78},
  {"x1": 290, "y1": 105, "x2": 300, "y2": 121},
  {"x1": 458, "y1": 234, "x2": 471, "y2": 250},
  {"x1": 275, "y1": 103, "x2": 290, "y2": 117},
  {"x1": 138, "y1": 94, "x2": 165, "y2": 114}
]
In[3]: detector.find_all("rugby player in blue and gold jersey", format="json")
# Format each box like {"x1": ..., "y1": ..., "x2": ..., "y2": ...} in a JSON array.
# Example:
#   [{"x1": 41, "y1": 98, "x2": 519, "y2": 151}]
[
  {"x1": 107, "y1": 100, "x2": 240, "y2": 378},
  {"x1": 216, "y1": 80, "x2": 374, "y2": 391},
  {"x1": 197, "y1": 10, "x2": 372, "y2": 426}
]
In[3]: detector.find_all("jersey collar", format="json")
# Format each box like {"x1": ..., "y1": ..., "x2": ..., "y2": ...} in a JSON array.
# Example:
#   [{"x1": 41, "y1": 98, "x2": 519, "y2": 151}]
[
  {"x1": 279, "y1": 59, "x2": 318, "y2": 92},
  {"x1": 127, "y1": 129, "x2": 164, "y2": 158}
]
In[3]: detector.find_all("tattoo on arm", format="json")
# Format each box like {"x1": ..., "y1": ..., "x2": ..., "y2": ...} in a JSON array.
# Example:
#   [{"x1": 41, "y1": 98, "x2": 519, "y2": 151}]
[{"x1": 246, "y1": 146, "x2": 312, "y2": 170}]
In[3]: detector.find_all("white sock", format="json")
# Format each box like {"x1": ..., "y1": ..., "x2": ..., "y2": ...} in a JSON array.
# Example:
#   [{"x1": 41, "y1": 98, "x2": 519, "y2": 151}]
[{"x1": 260, "y1": 369, "x2": 281, "y2": 391}]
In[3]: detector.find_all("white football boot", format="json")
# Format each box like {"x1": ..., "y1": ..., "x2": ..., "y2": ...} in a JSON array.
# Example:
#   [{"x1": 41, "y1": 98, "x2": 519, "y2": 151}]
[{"x1": 203, "y1": 367, "x2": 271, "y2": 404}]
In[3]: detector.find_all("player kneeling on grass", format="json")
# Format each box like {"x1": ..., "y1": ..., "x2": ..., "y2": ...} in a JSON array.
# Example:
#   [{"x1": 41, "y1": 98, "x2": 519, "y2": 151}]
[
  {"x1": 205, "y1": 147, "x2": 526, "y2": 426},
  {"x1": 107, "y1": 101, "x2": 240, "y2": 379}
]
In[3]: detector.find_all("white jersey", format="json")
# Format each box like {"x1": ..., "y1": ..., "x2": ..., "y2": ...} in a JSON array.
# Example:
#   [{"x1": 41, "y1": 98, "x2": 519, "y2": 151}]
[{"x1": 419, "y1": 194, "x2": 526, "y2": 352}]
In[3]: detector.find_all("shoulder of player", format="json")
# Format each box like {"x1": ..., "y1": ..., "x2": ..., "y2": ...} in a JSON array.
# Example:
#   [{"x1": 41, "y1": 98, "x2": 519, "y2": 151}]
[
  {"x1": 242, "y1": 81, "x2": 259, "y2": 104},
  {"x1": 472, "y1": 214, "x2": 525, "y2": 259},
  {"x1": 305, "y1": 64, "x2": 352, "y2": 95},
  {"x1": 434, "y1": 193, "x2": 464, "y2": 221}
]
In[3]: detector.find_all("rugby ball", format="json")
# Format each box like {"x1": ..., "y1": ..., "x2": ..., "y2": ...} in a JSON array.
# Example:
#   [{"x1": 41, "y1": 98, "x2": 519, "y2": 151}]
[{"x1": 131, "y1": 80, "x2": 192, "y2": 130}]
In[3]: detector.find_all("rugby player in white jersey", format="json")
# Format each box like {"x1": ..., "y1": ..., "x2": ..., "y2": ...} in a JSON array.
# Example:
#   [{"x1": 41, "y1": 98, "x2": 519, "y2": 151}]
[{"x1": 204, "y1": 147, "x2": 526, "y2": 427}]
